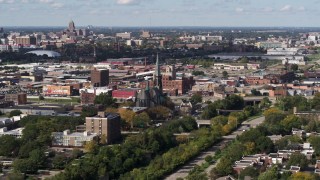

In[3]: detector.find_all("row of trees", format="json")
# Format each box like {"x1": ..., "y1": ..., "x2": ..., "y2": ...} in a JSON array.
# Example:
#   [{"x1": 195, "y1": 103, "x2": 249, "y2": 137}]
[{"x1": 276, "y1": 93, "x2": 320, "y2": 112}]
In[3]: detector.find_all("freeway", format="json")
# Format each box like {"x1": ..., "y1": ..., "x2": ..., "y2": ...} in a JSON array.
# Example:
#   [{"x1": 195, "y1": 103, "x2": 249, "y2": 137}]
[{"x1": 164, "y1": 116, "x2": 265, "y2": 180}]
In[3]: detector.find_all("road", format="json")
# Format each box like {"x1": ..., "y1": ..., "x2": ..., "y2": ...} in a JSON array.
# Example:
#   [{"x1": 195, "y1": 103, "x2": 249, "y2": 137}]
[{"x1": 164, "y1": 116, "x2": 265, "y2": 180}]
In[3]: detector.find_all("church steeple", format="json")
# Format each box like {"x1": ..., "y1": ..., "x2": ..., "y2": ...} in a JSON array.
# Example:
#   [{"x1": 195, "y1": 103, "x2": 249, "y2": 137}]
[{"x1": 154, "y1": 53, "x2": 162, "y2": 92}]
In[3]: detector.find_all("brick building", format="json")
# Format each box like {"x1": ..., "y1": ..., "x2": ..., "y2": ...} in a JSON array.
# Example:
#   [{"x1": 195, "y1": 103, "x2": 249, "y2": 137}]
[
  {"x1": 91, "y1": 68, "x2": 109, "y2": 87},
  {"x1": 5, "y1": 93, "x2": 27, "y2": 105},
  {"x1": 85, "y1": 112, "x2": 121, "y2": 144},
  {"x1": 80, "y1": 91, "x2": 96, "y2": 105}
]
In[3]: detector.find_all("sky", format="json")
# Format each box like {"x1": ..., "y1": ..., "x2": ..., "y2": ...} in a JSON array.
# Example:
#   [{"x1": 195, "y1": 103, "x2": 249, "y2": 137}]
[{"x1": 0, "y1": 0, "x2": 319, "y2": 27}]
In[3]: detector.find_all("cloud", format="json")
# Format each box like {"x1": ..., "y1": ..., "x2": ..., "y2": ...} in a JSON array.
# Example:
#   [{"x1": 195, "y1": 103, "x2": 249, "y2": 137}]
[
  {"x1": 262, "y1": 7, "x2": 273, "y2": 12},
  {"x1": 298, "y1": 6, "x2": 305, "y2": 11},
  {"x1": 0, "y1": 0, "x2": 15, "y2": 3},
  {"x1": 235, "y1": 7, "x2": 244, "y2": 12},
  {"x1": 38, "y1": 0, "x2": 53, "y2": 3},
  {"x1": 51, "y1": 2, "x2": 63, "y2": 8},
  {"x1": 280, "y1": 5, "x2": 292, "y2": 12},
  {"x1": 116, "y1": 0, "x2": 140, "y2": 5}
]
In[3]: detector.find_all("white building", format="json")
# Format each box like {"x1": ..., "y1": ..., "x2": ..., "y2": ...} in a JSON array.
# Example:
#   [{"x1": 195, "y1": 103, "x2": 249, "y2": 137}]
[
  {"x1": 0, "y1": 127, "x2": 24, "y2": 138},
  {"x1": 52, "y1": 130, "x2": 97, "y2": 147},
  {"x1": 79, "y1": 87, "x2": 113, "y2": 96},
  {"x1": 282, "y1": 56, "x2": 306, "y2": 65},
  {"x1": 267, "y1": 48, "x2": 303, "y2": 55}
]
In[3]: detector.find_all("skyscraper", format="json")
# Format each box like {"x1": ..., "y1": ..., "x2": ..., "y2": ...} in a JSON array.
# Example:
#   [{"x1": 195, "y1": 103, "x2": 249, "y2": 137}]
[{"x1": 68, "y1": 20, "x2": 75, "y2": 32}]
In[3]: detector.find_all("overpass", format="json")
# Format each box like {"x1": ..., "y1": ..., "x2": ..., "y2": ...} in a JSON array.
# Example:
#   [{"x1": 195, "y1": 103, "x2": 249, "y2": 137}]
[{"x1": 196, "y1": 120, "x2": 211, "y2": 128}]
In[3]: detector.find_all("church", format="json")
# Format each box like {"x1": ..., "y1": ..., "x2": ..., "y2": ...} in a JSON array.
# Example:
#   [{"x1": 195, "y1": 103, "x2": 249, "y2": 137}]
[{"x1": 136, "y1": 54, "x2": 166, "y2": 108}]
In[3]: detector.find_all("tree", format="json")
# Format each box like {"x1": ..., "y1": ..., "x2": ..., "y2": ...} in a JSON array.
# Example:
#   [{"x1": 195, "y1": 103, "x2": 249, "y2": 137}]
[
  {"x1": 239, "y1": 167, "x2": 259, "y2": 180},
  {"x1": 0, "y1": 135, "x2": 20, "y2": 157},
  {"x1": 251, "y1": 89, "x2": 262, "y2": 96},
  {"x1": 201, "y1": 103, "x2": 217, "y2": 119},
  {"x1": 258, "y1": 166, "x2": 278, "y2": 180},
  {"x1": 94, "y1": 93, "x2": 116, "y2": 108},
  {"x1": 39, "y1": 95, "x2": 45, "y2": 101},
  {"x1": 119, "y1": 108, "x2": 136, "y2": 128},
  {"x1": 280, "y1": 115, "x2": 302, "y2": 133},
  {"x1": 239, "y1": 56, "x2": 249, "y2": 63},
  {"x1": 222, "y1": 71, "x2": 228, "y2": 78},
  {"x1": 312, "y1": 92, "x2": 320, "y2": 110},
  {"x1": 286, "y1": 153, "x2": 308, "y2": 170},
  {"x1": 214, "y1": 157, "x2": 233, "y2": 176},
  {"x1": 133, "y1": 112, "x2": 150, "y2": 128},
  {"x1": 84, "y1": 140, "x2": 98, "y2": 153},
  {"x1": 291, "y1": 172, "x2": 319, "y2": 180},
  {"x1": 309, "y1": 136, "x2": 320, "y2": 155},
  {"x1": 8, "y1": 109, "x2": 22, "y2": 117},
  {"x1": 260, "y1": 97, "x2": 272, "y2": 109},
  {"x1": 81, "y1": 106, "x2": 98, "y2": 117},
  {"x1": 147, "y1": 106, "x2": 171, "y2": 120},
  {"x1": 190, "y1": 94, "x2": 202, "y2": 104},
  {"x1": 72, "y1": 149, "x2": 83, "y2": 159},
  {"x1": 53, "y1": 154, "x2": 69, "y2": 169},
  {"x1": 290, "y1": 64, "x2": 298, "y2": 72}
]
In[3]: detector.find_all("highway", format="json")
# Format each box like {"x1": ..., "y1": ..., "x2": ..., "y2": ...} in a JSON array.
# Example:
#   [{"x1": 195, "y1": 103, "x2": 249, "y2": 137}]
[{"x1": 164, "y1": 116, "x2": 265, "y2": 180}]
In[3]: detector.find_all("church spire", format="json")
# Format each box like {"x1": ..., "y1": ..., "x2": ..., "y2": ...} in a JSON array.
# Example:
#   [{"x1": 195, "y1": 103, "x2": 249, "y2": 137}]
[{"x1": 154, "y1": 53, "x2": 162, "y2": 93}]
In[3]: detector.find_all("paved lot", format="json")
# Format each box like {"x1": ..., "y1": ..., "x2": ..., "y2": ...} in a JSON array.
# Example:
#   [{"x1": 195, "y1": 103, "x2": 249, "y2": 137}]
[{"x1": 165, "y1": 116, "x2": 265, "y2": 180}]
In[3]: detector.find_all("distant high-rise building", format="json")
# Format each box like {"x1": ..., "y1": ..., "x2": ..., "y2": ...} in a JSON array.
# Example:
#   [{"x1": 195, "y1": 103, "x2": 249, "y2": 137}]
[
  {"x1": 91, "y1": 68, "x2": 109, "y2": 87},
  {"x1": 15, "y1": 36, "x2": 36, "y2": 45},
  {"x1": 68, "y1": 20, "x2": 75, "y2": 32},
  {"x1": 0, "y1": 28, "x2": 3, "y2": 33},
  {"x1": 141, "y1": 31, "x2": 151, "y2": 38},
  {"x1": 116, "y1": 32, "x2": 131, "y2": 39}
]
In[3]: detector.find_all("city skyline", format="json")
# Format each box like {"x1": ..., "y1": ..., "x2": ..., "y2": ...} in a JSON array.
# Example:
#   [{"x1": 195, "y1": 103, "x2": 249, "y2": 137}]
[{"x1": 0, "y1": 0, "x2": 320, "y2": 27}]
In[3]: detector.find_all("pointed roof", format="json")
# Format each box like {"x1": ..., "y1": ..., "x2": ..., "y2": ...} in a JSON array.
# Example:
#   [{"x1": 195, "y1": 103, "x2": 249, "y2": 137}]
[{"x1": 155, "y1": 53, "x2": 161, "y2": 77}]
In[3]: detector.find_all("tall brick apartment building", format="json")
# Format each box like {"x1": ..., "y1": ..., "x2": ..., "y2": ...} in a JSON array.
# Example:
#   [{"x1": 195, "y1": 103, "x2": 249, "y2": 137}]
[
  {"x1": 91, "y1": 68, "x2": 109, "y2": 87},
  {"x1": 85, "y1": 112, "x2": 121, "y2": 144}
]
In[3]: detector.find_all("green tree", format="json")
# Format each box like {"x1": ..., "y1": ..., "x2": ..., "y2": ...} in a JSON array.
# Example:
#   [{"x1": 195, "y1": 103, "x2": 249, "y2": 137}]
[
  {"x1": 312, "y1": 92, "x2": 320, "y2": 110},
  {"x1": 81, "y1": 105, "x2": 98, "y2": 117},
  {"x1": 258, "y1": 166, "x2": 278, "y2": 180},
  {"x1": 239, "y1": 167, "x2": 259, "y2": 180},
  {"x1": 290, "y1": 64, "x2": 298, "y2": 71},
  {"x1": 84, "y1": 141, "x2": 98, "y2": 154},
  {"x1": 214, "y1": 157, "x2": 233, "y2": 176},
  {"x1": 240, "y1": 56, "x2": 249, "y2": 63},
  {"x1": 201, "y1": 103, "x2": 217, "y2": 119},
  {"x1": 280, "y1": 115, "x2": 302, "y2": 133},
  {"x1": 53, "y1": 154, "x2": 69, "y2": 169},
  {"x1": 222, "y1": 71, "x2": 228, "y2": 78},
  {"x1": 260, "y1": 97, "x2": 272, "y2": 109},
  {"x1": 39, "y1": 95, "x2": 45, "y2": 101},
  {"x1": 251, "y1": 89, "x2": 262, "y2": 96},
  {"x1": 94, "y1": 93, "x2": 116, "y2": 107},
  {"x1": 291, "y1": 172, "x2": 319, "y2": 180},
  {"x1": 133, "y1": 112, "x2": 151, "y2": 128},
  {"x1": 286, "y1": 153, "x2": 308, "y2": 170},
  {"x1": 308, "y1": 136, "x2": 320, "y2": 155},
  {"x1": 71, "y1": 149, "x2": 83, "y2": 159},
  {"x1": 190, "y1": 94, "x2": 202, "y2": 104},
  {"x1": 8, "y1": 109, "x2": 22, "y2": 117},
  {"x1": 0, "y1": 135, "x2": 20, "y2": 157}
]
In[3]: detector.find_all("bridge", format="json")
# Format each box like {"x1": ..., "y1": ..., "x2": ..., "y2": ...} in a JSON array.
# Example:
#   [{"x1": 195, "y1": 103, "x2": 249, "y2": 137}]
[{"x1": 196, "y1": 120, "x2": 211, "y2": 128}]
